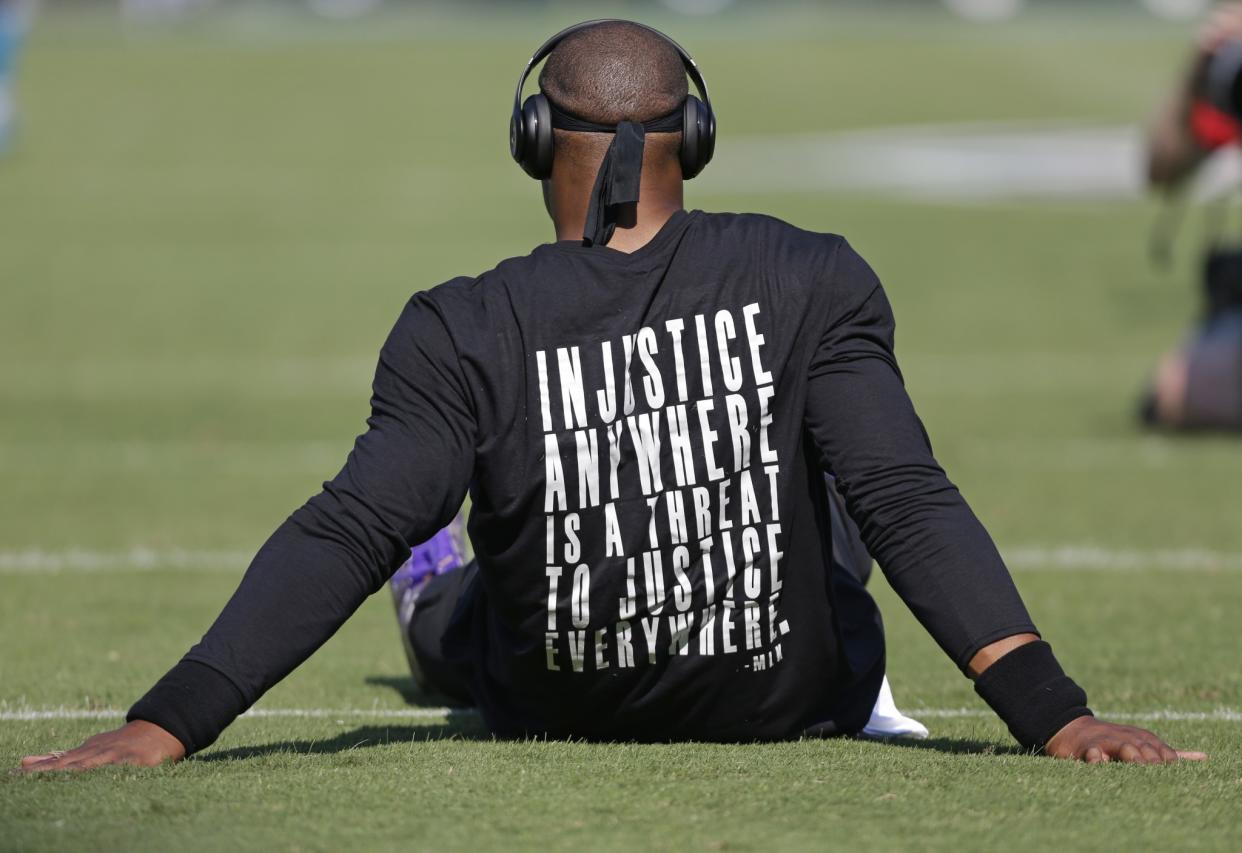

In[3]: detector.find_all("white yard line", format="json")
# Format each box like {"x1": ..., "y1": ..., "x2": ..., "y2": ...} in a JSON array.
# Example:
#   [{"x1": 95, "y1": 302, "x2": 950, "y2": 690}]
[
  {"x1": 0, "y1": 439, "x2": 351, "y2": 477},
  {"x1": 0, "y1": 356, "x2": 374, "y2": 400},
  {"x1": 2, "y1": 706, "x2": 1239, "y2": 723},
  {"x1": 1003, "y1": 545, "x2": 1242, "y2": 572},
  {"x1": 912, "y1": 708, "x2": 1242, "y2": 723},
  {"x1": 4, "y1": 544, "x2": 1242, "y2": 575},
  {"x1": 0, "y1": 706, "x2": 467, "y2": 722},
  {"x1": 0, "y1": 547, "x2": 252, "y2": 574},
  {"x1": 709, "y1": 120, "x2": 1242, "y2": 203}
]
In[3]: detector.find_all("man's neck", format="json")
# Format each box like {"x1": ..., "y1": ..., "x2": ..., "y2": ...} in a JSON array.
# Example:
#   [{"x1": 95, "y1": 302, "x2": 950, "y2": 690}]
[{"x1": 548, "y1": 165, "x2": 685, "y2": 254}]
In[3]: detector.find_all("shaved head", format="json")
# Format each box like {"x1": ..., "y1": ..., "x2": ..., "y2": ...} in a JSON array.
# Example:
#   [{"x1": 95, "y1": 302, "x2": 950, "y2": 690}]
[{"x1": 539, "y1": 21, "x2": 689, "y2": 125}]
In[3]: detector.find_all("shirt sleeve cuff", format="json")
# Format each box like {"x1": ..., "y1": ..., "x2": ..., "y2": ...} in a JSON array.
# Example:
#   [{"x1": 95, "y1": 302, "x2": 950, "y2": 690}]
[{"x1": 126, "y1": 659, "x2": 249, "y2": 756}]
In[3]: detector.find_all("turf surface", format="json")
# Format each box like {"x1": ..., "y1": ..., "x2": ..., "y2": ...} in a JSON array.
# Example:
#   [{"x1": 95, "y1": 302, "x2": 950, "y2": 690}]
[{"x1": 3, "y1": 5, "x2": 1241, "y2": 851}]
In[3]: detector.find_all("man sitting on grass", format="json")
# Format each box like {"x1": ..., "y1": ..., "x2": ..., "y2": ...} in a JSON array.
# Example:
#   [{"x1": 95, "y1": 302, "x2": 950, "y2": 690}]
[{"x1": 21, "y1": 20, "x2": 1204, "y2": 772}]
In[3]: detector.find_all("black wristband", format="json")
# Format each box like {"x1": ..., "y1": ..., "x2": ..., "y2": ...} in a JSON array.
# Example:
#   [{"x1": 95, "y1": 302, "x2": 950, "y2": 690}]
[
  {"x1": 127, "y1": 659, "x2": 249, "y2": 756},
  {"x1": 973, "y1": 640, "x2": 1092, "y2": 751}
]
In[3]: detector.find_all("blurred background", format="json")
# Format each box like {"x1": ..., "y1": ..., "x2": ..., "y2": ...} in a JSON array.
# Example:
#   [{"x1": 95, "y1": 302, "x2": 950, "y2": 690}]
[{"x1": 2, "y1": 0, "x2": 1240, "y2": 709}]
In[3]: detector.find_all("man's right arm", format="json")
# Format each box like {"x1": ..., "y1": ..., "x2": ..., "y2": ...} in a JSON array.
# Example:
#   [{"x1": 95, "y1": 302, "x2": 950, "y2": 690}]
[{"x1": 21, "y1": 292, "x2": 477, "y2": 772}]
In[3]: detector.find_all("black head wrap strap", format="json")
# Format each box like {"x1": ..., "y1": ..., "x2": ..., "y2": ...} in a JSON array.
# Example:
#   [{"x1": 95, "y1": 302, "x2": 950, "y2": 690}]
[{"x1": 549, "y1": 100, "x2": 683, "y2": 246}]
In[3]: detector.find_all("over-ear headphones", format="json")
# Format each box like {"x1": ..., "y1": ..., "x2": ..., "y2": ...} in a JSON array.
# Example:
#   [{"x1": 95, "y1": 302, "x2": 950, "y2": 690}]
[{"x1": 509, "y1": 19, "x2": 716, "y2": 182}]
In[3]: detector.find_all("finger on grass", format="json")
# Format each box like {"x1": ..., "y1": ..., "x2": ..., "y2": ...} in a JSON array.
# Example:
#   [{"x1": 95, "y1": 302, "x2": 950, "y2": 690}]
[
  {"x1": 1154, "y1": 743, "x2": 1179, "y2": 763},
  {"x1": 19, "y1": 754, "x2": 57, "y2": 767},
  {"x1": 20, "y1": 758, "x2": 69, "y2": 774},
  {"x1": 21, "y1": 752, "x2": 77, "y2": 770},
  {"x1": 55, "y1": 754, "x2": 115, "y2": 773}
]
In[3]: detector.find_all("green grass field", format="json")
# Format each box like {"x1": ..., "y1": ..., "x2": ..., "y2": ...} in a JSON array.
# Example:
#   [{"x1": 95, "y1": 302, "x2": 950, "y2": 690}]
[{"x1": 3, "y1": 4, "x2": 1242, "y2": 851}]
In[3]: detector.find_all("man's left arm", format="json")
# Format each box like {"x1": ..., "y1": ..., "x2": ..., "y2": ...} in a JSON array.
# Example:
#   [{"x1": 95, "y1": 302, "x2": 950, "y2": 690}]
[{"x1": 805, "y1": 241, "x2": 1205, "y2": 763}]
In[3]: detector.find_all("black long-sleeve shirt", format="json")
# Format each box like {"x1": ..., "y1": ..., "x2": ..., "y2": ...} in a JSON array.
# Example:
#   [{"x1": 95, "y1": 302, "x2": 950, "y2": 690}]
[{"x1": 130, "y1": 211, "x2": 1036, "y2": 753}]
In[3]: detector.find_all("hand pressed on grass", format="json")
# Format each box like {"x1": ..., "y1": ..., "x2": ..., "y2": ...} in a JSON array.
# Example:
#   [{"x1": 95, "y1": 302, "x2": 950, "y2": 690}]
[
  {"x1": 1044, "y1": 716, "x2": 1207, "y2": 764},
  {"x1": 18, "y1": 720, "x2": 185, "y2": 773}
]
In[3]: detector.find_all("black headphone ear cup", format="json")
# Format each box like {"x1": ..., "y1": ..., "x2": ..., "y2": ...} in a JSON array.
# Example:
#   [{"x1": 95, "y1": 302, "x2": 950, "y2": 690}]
[
  {"x1": 680, "y1": 95, "x2": 715, "y2": 180},
  {"x1": 518, "y1": 94, "x2": 555, "y2": 180},
  {"x1": 509, "y1": 103, "x2": 525, "y2": 166},
  {"x1": 700, "y1": 99, "x2": 716, "y2": 171}
]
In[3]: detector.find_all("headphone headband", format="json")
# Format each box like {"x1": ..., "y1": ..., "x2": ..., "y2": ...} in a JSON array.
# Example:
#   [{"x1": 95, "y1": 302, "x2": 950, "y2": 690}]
[{"x1": 511, "y1": 19, "x2": 712, "y2": 122}]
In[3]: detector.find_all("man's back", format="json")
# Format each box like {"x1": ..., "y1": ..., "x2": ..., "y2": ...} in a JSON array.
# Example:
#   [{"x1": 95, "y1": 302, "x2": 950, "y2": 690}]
[{"x1": 417, "y1": 210, "x2": 913, "y2": 740}]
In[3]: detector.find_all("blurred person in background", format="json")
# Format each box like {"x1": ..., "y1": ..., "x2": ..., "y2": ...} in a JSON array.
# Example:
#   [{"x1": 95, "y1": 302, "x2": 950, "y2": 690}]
[
  {"x1": 0, "y1": 0, "x2": 27, "y2": 153},
  {"x1": 1145, "y1": 2, "x2": 1242, "y2": 430},
  {"x1": 21, "y1": 20, "x2": 1204, "y2": 773}
]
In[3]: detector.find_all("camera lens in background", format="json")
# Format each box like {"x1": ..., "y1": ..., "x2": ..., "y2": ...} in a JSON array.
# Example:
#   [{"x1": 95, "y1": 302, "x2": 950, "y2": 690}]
[{"x1": 1206, "y1": 40, "x2": 1242, "y2": 118}]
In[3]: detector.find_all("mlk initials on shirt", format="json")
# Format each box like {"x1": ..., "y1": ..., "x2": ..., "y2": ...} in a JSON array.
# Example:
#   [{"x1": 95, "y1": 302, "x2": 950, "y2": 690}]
[{"x1": 536, "y1": 302, "x2": 790, "y2": 675}]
